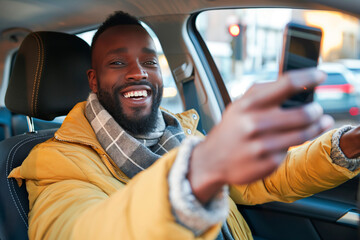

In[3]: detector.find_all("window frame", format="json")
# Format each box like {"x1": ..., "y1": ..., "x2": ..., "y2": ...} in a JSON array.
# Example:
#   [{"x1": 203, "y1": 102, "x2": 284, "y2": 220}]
[{"x1": 187, "y1": 12, "x2": 232, "y2": 112}]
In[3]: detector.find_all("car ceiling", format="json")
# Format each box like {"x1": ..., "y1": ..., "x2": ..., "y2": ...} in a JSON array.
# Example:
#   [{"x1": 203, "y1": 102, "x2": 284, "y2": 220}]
[
  {"x1": 0, "y1": 0, "x2": 359, "y2": 86},
  {"x1": 1, "y1": 0, "x2": 360, "y2": 35}
]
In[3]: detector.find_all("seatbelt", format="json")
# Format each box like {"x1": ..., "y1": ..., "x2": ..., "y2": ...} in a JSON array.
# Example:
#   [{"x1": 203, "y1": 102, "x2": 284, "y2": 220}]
[
  {"x1": 182, "y1": 74, "x2": 205, "y2": 134},
  {"x1": 174, "y1": 62, "x2": 205, "y2": 134}
]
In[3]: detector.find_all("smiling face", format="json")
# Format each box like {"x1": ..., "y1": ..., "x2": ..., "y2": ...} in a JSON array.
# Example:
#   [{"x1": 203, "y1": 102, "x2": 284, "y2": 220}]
[{"x1": 88, "y1": 25, "x2": 163, "y2": 134}]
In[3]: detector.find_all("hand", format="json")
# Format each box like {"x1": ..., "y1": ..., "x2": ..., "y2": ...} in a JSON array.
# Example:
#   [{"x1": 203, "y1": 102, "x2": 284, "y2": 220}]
[
  {"x1": 339, "y1": 126, "x2": 360, "y2": 159},
  {"x1": 188, "y1": 68, "x2": 334, "y2": 204}
]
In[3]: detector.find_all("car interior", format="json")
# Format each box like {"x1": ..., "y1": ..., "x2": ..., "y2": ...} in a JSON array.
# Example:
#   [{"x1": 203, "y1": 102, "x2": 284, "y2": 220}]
[
  {"x1": 0, "y1": 31, "x2": 91, "y2": 239},
  {"x1": 0, "y1": 0, "x2": 359, "y2": 239}
]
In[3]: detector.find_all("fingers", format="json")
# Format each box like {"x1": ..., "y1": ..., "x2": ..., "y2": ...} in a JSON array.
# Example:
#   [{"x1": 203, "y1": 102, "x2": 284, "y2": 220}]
[
  {"x1": 245, "y1": 115, "x2": 334, "y2": 158},
  {"x1": 226, "y1": 152, "x2": 287, "y2": 185},
  {"x1": 198, "y1": 68, "x2": 331, "y2": 188},
  {"x1": 236, "y1": 68, "x2": 326, "y2": 110},
  {"x1": 241, "y1": 102, "x2": 325, "y2": 137},
  {"x1": 269, "y1": 103, "x2": 325, "y2": 131},
  {"x1": 226, "y1": 115, "x2": 333, "y2": 185}
]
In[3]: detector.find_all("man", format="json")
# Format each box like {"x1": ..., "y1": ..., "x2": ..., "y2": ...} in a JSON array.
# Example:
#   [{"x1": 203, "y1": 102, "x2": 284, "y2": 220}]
[{"x1": 9, "y1": 11, "x2": 360, "y2": 239}]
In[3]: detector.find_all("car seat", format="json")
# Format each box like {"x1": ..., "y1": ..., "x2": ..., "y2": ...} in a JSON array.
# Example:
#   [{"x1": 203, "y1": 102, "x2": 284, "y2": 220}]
[{"x1": 0, "y1": 31, "x2": 91, "y2": 240}]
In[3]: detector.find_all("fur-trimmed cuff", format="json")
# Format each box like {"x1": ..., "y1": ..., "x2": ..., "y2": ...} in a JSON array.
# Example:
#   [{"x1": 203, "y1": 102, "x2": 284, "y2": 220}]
[
  {"x1": 331, "y1": 125, "x2": 360, "y2": 171},
  {"x1": 168, "y1": 136, "x2": 229, "y2": 236}
]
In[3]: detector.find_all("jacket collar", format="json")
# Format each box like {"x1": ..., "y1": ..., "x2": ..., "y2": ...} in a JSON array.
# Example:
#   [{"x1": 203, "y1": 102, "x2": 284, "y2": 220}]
[{"x1": 54, "y1": 102, "x2": 103, "y2": 150}]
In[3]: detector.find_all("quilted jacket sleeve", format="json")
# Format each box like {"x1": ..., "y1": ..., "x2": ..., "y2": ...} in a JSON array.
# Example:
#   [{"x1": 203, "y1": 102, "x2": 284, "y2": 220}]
[
  {"x1": 9, "y1": 141, "x2": 221, "y2": 240},
  {"x1": 230, "y1": 129, "x2": 360, "y2": 205}
]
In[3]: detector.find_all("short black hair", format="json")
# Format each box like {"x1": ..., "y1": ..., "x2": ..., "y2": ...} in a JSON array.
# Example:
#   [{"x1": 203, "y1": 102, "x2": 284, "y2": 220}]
[{"x1": 91, "y1": 11, "x2": 142, "y2": 58}]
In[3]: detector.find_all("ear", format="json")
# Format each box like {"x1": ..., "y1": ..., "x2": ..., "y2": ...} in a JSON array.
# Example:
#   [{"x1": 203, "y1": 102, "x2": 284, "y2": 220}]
[{"x1": 87, "y1": 69, "x2": 98, "y2": 93}]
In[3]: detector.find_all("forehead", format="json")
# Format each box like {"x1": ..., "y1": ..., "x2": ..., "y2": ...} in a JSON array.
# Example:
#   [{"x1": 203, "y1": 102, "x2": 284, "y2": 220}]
[{"x1": 94, "y1": 25, "x2": 156, "y2": 56}]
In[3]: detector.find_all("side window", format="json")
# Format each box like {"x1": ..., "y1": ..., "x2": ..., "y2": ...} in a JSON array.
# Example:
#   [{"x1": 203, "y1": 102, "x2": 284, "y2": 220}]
[
  {"x1": 196, "y1": 8, "x2": 360, "y2": 127},
  {"x1": 77, "y1": 25, "x2": 184, "y2": 114}
]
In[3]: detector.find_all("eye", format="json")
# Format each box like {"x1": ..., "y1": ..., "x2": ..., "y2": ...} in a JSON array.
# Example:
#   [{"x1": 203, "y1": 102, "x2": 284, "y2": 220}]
[
  {"x1": 143, "y1": 60, "x2": 158, "y2": 66},
  {"x1": 110, "y1": 61, "x2": 125, "y2": 66}
]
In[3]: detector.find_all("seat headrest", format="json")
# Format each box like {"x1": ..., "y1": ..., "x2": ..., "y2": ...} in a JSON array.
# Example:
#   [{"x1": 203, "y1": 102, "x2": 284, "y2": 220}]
[{"x1": 5, "y1": 31, "x2": 91, "y2": 120}]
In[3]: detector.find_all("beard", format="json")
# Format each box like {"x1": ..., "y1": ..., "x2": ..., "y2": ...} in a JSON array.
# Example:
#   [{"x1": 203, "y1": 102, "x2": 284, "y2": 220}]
[{"x1": 97, "y1": 80, "x2": 163, "y2": 135}]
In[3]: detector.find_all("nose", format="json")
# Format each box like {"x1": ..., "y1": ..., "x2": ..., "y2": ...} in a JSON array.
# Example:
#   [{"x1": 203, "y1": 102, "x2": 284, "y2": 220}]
[{"x1": 125, "y1": 63, "x2": 148, "y2": 81}]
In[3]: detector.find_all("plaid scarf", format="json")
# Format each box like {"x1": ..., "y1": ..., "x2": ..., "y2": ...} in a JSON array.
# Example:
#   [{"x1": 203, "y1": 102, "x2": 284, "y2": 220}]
[{"x1": 85, "y1": 93, "x2": 186, "y2": 178}]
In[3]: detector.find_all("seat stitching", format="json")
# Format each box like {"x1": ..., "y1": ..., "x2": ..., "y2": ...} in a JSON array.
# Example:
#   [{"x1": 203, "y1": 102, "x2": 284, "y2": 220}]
[
  {"x1": 6, "y1": 134, "x2": 53, "y2": 228},
  {"x1": 33, "y1": 33, "x2": 44, "y2": 115},
  {"x1": 6, "y1": 136, "x2": 37, "y2": 227},
  {"x1": 31, "y1": 33, "x2": 42, "y2": 116},
  {"x1": 6, "y1": 135, "x2": 49, "y2": 227},
  {"x1": 6, "y1": 135, "x2": 52, "y2": 228}
]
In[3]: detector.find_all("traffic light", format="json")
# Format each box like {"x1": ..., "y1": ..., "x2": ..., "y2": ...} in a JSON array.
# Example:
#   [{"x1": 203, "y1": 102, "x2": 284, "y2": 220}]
[
  {"x1": 228, "y1": 24, "x2": 241, "y2": 37},
  {"x1": 228, "y1": 23, "x2": 244, "y2": 60}
]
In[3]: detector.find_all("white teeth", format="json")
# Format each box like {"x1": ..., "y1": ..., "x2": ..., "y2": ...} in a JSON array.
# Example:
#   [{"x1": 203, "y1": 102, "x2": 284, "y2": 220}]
[{"x1": 124, "y1": 90, "x2": 148, "y2": 98}]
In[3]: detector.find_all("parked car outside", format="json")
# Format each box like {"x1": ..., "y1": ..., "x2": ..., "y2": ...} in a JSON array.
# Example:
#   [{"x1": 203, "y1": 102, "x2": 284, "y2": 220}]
[
  {"x1": 337, "y1": 58, "x2": 360, "y2": 80},
  {"x1": 316, "y1": 62, "x2": 360, "y2": 120}
]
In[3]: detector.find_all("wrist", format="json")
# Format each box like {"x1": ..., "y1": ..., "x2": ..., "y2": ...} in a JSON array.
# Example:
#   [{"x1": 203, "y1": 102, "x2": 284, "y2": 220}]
[
  {"x1": 331, "y1": 125, "x2": 360, "y2": 171},
  {"x1": 188, "y1": 141, "x2": 226, "y2": 205},
  {"x1": 339, "y1": 125, "x2": 360, "y2": 159},
  {"x1": 168, "y1": 136, "x2": 229, "y2": 235}
]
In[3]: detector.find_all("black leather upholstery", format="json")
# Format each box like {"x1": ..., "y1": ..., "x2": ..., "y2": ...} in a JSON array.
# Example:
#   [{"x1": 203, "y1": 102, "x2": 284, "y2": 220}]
[
  {"x1": 0, "y1": 129, "x2": 56, "y2": 240},
  {"x1": 5, "y1": 31, "x2": 91, "y2": 120},
  {"x1": 0, "y1": 31, "x2": 91, "y2": 239}
]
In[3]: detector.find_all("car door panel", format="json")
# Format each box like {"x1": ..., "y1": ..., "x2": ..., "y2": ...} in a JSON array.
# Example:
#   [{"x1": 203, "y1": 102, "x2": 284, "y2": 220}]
[{"x1": 239, "y1": 177, "x2": 359, "y2": 240}]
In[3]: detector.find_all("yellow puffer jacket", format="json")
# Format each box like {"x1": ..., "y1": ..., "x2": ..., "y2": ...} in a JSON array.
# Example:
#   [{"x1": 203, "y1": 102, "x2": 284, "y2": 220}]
[{"x1": 9, "y1": 102, "x2": 359, "y2": 240}]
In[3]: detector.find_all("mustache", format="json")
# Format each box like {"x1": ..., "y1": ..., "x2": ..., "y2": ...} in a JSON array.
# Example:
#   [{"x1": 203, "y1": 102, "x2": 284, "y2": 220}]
[{"x1": 116, "y1": 80, "x2": 155, "y2": 93}]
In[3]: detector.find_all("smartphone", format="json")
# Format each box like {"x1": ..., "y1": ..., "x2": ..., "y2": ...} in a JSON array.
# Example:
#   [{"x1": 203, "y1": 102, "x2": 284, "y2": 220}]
[{"x1": 279, "y1": 22, "x2": 323, "y2": 108}]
